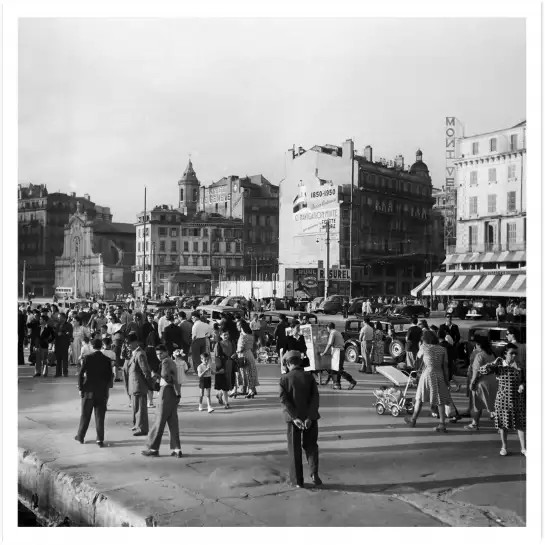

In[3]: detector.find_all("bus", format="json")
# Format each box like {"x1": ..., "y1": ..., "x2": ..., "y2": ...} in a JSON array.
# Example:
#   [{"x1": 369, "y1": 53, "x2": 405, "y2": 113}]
[{"x1": 55, "y1": 287, "x2": 73, "y2": 298}]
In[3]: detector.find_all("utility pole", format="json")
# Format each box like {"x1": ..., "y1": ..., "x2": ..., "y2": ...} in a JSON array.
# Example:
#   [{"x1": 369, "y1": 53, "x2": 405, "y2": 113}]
[
  {"x1": 325, "y1": 220, "x2": 331, "y2": 299},
  {"x1": 74, "y1": 242, "x2": 78, "y2": 298},
  {"x1": 349, "y1": 140, "x2": 354, "y2": 300},
  {"x1": 143, "y1": 187, "x2": 147, "y2": 298},
  {"x1": 22, "y1": 260, "x2": 26, "y2": 299},
  {"x1": 249, "y1": 248, "x2": 254, "y2": 298},
  {"x1": 150, "y1": 241, "x2": 155, "y2": 296}
]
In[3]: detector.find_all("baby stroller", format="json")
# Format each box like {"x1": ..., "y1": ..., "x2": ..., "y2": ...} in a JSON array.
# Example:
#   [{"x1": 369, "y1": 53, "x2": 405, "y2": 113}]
[{"x1": 373, "y1": 366, "x2": 417, "y2": 417}]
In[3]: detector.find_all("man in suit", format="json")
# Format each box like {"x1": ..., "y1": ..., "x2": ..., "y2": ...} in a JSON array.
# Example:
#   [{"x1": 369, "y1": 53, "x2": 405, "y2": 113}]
[
  {"x1": 162, "y1": 313, "x2": 183, "y2": 356},
  {"x1": 123, "y1": 332, "x2": 153, "y2": 436},
  {"x1": 54, "y1": 312, "x2": 73, "y2": 377},
  {"x1": 34, "y1": 314, "x2": 56, "y2": 377},
  {"x1": 177, "y1": 311, "x2": 193, "y2": 356},
  {"x1": 75, "y1": 338, "x2": 113, "y2": 447},
  {"x1": 279, "y1": 350, "x2": 322, "y2": 488},
  {"x1": 274, "y1": 314, "x2": 289, "y2": 358},
  {"x1": 438, "y1": 314, "x2": 461, "y2": 346}
]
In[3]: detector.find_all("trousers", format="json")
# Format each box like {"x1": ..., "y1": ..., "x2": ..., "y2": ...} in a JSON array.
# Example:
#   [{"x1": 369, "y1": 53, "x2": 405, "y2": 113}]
[
  {"x1": 18, "y1": 341, "x2": 25, "y2": 366},
  {"x1": 286, "y1": 420, "x2": 319, "y2": 485},
  {"x1": 191, "y1": 338, "x2": 207, "y2": 372},
  {"x1": 147, "y1": 386, "x2": 181, "y2": 451},
  {"x1": 35, "y1": 348, "x2": 49, "y2": 376},
  {"x1": 334, "y1": 351, "x2": 354, "y2": 385},
  {"x1": 76, "y1": 395, "x2": 107, "y2": 442},
  {"x1": 361, "y1": 341, "x2": 373, "y2": 372},
  {"x1": 131, "y1": 393, "x2": 149, "y2": 434},
  {"x1": 55, "y1": 347, "x2": 69, "y2": 376}
]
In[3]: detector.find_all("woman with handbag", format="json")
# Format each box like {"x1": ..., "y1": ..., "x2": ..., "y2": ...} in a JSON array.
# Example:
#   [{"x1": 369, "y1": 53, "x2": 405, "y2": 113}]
[
  {"x1": 237, "y1": 321, "x2": 260, "y2": 399},
  {"x1": 371, "y1": 321, "x2": 385, "y2": 374},
  {"x1": 464, "y1": 339, "x2": 498, "y2": 431},
  {"x1": 214, "y1": 329, "x2": 236, "y2": 408}
]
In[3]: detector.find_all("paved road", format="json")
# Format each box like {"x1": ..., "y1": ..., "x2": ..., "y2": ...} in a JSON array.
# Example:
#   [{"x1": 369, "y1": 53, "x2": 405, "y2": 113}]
[{"x1": 18, "y1": 360, "x2": 526, "y2": 526}]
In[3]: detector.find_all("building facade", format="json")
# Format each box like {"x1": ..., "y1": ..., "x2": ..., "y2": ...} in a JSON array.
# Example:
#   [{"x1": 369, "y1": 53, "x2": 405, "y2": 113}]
[
  {"x1": 18, "y1": 184, "x2": 112, "y2": 297},
  {"x1": 279, "y1": 140, "x2": 435, "y2": 297},
  {"x1": 412, "y1": 120, "x2": 526, "y2": 300},
  {"x1": 54, "y1": 202, "x2": 136, "y2": 298}
]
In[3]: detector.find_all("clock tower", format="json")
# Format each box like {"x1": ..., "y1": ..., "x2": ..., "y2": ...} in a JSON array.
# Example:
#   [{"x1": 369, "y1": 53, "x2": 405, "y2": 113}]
[{"x1": 178, "y1": 158, "x2": 200, "y2": 217}]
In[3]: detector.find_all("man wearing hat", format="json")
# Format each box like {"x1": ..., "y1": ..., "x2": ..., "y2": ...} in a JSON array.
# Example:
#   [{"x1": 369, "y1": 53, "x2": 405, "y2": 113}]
[
  {"x1": 279, "y1": 350, "x2": 322, "y2": 488},
  {"x1": 123, "y1": 332, "x2": 153, "y2": 436}
]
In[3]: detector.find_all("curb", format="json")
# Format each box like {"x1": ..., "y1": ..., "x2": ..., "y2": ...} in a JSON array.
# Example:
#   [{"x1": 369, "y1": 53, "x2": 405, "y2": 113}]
[{"x1": 18, "y1": 448, "x2": 151, "y2": 527}]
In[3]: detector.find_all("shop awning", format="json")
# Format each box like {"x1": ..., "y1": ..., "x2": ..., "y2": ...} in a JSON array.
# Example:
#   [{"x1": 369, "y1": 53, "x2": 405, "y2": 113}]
[
  {"x1": 471, "y1": 272, "x2": 526, "y2": 297},
  {"x1": 443, "y1": 251, "x2": 526, "y2": 265},
  {"x1": 410, "y1": 276, "x2": 432, "y2": 297},
  {"x1": 422, "y1": 275, "x2": 455, "y2": 296}
]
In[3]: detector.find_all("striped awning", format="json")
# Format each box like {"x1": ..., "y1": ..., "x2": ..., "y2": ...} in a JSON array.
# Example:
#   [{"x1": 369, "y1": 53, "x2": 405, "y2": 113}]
[
  {"x1": 443, "y1": 251, "x2": 526, "y2": 265},
  {"x1": 471, "y1": 273, "x2": 526, "y2": 297},
  {"x1": 422, "y1": 275, "x2": 455, "y2": 296},
  {"x1": 410, "y1": 276, "x2": 431, "y2": 297}
]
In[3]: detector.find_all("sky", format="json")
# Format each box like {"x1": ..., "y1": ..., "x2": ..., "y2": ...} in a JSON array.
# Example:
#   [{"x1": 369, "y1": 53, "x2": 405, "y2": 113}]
[{"x1": 18, "y1": 17, "x2": 526, "y2": 223}]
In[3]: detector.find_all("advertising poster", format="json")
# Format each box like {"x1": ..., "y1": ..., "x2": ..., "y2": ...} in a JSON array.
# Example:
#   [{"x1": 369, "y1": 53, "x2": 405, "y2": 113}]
[
  {"x1": 281, "y1": 324, "x2": 332, "y2": 373},
  {"x1": 293, "y1": 268, "x2": 318, "y2": 299}
]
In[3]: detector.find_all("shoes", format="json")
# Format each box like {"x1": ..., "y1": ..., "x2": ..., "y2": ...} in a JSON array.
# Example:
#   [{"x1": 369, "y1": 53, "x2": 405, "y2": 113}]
[
  {"x1": 404, "y1": 417, "x2": 416, "y2": 427},
  {"x1": 114, "y1": 378, "x2": 122, "y2": 382},
  {"x1": 348, "y1": 381, "x2": 357, "y2": 390},
  {"x1": 141, "y1": 449, "x2": 159, "y2": 457},
  {"x1": 216, "y1": 393, "x2": 224, "y2": 405},
  {"x1": 131, "y1": 426, "x2": 137, "y2": 431},
  {"x1": 433, "y1": 425, "x2": 448, "y2": 433},
  {"x1": 208, "y1": 407, "x2": 215, "y2": 413},
  {"x1": 198, "y1": 404, "x2": 204, "y2": 411},
  {"x1": 170, "y1": 451, "x2": 183, "y2": 458},
  {"x1": 246, "y1": 393, "x2": 255, "y2": 399},
  {"x1": 74, "y1": 436, "x2": 83, "y2": 444},
  {"x1": 459, "y1": 412, "x2": 471, "y2": 418},
  {"x1": 290, "y1": 481, "x2": 304, "y2": 488},
  {"x1": 33, "y1": 373, "x2": 41, "y2": 378},
  {"x1": 332, "y1": 384, "x2": 341, "y2": 390},
  {"x1": 133, "y1": 431, "x2": 147, "y2": 436},
  {"x1": 464, "y1": 423, "x2": 479, "y2": 431},
  {"x1": 311, "y1": 474, "x2": 323, "y2": 486},
  {"x1": 500, "y1": 448, "x2": 508, "y2": 456},
  {"x1": 147, "y1": 403, "x2": 155, "y2": 408},
  {"x1": 97, "y1": 441, "x2": 104, "y2": 448},
  {"x1": 224, "y1": 404, "x2": 230, "y2": 409},
  {"x1": 54, "y1": 374, "x2": 62, "y2": 378}
]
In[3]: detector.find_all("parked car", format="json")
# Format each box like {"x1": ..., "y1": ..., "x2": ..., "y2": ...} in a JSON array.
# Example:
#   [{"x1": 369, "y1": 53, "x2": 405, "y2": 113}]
[
  {"x1": 261, "y1": 297, "x2": 288, "y2": 310},
  {"x1": 341, "y1": 317, "x2": 413, "y2": 364},
  {"x1": 198, "y1": 295, "x2": 215, "y2": 306},
  {"x1": 220, "y1": 295, "x2": 248, "y2": 307},
  {"x1": 390, "y1": 305, "x2": 430, "y2": 318},
  {"x1": 293, "y1": 299, "x2": 312, "y2": 312},
  {"x1": 318, "y1": 295, "x2": 345, "y2": 315},
  {"x1": 211, "y1": 296, "x2": 226, "y2": 305},
  {"x1": 348, "y1": 297, "x2": 365, "y2": 315},
  {"x1": 465, "y1": 300, "x2": 499, "y2": 321},
  {"x1": 183, "y1": 296, "x2": 203, "y2": 308},
  {"x1": 309, "y1": 297, "x2": 324, "y2": 312},
  {"x1": 196, "y1": 305, "x2": 244, "y2": 324},
  {"x1": 445, "y1": 299, "x2": 471, "y2": 319}
]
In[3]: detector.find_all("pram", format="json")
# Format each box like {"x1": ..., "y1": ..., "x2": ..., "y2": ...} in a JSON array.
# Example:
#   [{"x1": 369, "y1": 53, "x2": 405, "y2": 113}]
[{"x1": 373, "y1": 366, "x2": 417, "y2": 417}]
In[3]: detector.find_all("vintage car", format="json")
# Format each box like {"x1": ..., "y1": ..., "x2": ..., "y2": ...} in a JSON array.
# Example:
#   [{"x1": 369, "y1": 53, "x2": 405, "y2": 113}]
[
  {"x1": 196, "y1": 305, "x2": 245, "y2": 324},
  {"x1": 309, "y1": 297, "x2": 324, "y2": 312},
  {"x1": 467, "y1": 324, "x2": 526, "y2": 355},
  {"x1": 465, "y1": 300, "x2": 499, "y2": 321},
  {"x1": 348, "y1": 297, "x2": 366, "y2": 315},
  {"x1": 260, "y1": 297, "x2": 289, "y2": 310},
  {"x1": 389, "y1": 304, "x2": 430, "y2": 319},
  {"x1": 260, "y1": 311, "x2": 319, "y2": 343},
  {"x1": 220, "y1": 295, "x2": 248, "y2": 307},
  {"x1": 445, "y1": 299, "x2": 471, "y2": 319},
  {"x1": 341, "y1": 317, "x2": 413, "y2": 364},
  {"x1": 318, "y1": 295, "x2": 345, "y2": 315}
]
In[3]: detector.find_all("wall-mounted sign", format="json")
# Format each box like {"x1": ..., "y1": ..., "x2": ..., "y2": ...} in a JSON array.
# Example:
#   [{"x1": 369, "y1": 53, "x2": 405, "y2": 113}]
[
  {"x1": 207, "y1": 185, "x2": 232, "y2": 204},
  {"x1": 318, "y1": 268, "x2": 351, "y2": 282}
]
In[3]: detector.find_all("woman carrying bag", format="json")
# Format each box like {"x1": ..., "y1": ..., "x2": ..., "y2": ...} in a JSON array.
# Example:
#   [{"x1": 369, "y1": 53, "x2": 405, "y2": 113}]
[{"x1": 214, "y1": 329, "x2": 237, "y2": 408}]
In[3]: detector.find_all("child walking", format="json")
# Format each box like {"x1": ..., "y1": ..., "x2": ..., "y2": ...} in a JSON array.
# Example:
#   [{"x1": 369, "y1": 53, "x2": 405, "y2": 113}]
[{"x1": 197, "y1": 353, "x2": 215, "y2": 413}]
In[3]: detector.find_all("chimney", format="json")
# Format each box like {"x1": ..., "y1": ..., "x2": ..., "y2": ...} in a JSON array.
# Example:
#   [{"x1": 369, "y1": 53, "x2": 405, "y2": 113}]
[
  {"x1": 84, "y1": 193, "x2": 90, "y2": 201},
  {"x1": 395, "y1": 154, "x2": 404, "y2": 169},
  {"x1": 342, "y1": 139, "x2": 354, "y2": 162},
  {"x1": 71, "y1": 192, "x2": 76, "y2": 198},
  {"x1": 364, "y1": 145, "x2": 373, "y2": 162}
]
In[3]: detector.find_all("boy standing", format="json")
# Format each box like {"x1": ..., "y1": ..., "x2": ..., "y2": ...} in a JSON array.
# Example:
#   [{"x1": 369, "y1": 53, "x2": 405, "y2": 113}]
[{"x1": 197, "y1": 353, "x2": 215, "y2": 413}]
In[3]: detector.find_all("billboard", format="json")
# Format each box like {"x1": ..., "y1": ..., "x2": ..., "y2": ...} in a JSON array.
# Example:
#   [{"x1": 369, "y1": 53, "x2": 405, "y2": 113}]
[
  {"x1": 293, "y1": 180, "x2": 340, "y2": 237},
  {"x1": 285, "y1": 268, "x2": 319, "y2": 299}
]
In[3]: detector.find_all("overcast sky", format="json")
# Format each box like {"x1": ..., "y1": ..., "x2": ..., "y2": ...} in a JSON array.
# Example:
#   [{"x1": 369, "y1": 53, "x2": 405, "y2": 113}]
[{"x1": 19, "y1": 18, "x2": 526, "y2": 223}]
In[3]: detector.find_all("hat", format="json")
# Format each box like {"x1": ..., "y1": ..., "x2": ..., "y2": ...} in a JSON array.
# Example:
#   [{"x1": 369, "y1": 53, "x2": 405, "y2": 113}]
[
  {"x1": 126, "y1": 332, "x2": 139, "y2": 343},
  {"x1": 283, "y1": 350, "x2": 302, "y2": 362}
]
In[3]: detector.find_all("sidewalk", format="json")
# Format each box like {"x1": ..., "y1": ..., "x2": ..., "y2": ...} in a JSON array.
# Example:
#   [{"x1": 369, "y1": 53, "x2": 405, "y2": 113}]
[{"x1": 18, "y1": 365, "x2": 526, "y2": 527}]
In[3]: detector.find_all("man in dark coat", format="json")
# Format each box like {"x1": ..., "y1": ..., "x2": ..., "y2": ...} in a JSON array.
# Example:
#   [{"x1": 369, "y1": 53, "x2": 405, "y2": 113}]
[
  {"x1": 404, "y1": 316, "x2": 422, "y2": 370},
  {"x1": 279, "y1": 350, "x2": 322, "y2": 488},
  {"x1": 34, "y1": 314, "x2": 56, "y2": 377},
  {"x1": 438, "y1": 314, "x2": 461, "y2": 346},
  {"x1": 75, "y1": 338, "x2": 113, "y2": 447},
  {"x1": 54, "y1": 312, "x2": 73, "y2": 377},
  {"x1": 162, "y1": 314, "x2": 183, "y2": 356},
  {"x1": 274, "y1": 314, "x2": 289, "y2": 358}
]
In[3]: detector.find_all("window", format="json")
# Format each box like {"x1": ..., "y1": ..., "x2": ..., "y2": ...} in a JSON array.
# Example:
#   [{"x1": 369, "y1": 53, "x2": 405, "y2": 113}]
[
  {"x1": 159, "y1": 227, "x2": 167, "y2": 236},
  {"x1": 193, "y1": 241, "x2": 199, "y2": 252},
  {"x1": 138, "y1": 242, "x2": 142, "y2": 252},
  {"x1": 470, "y1": 171, "x2": 478, "y2": 186},
  {"x1": 203, "y1": 242, "x2": 208, "y2": 252},
  {"x1": 170, "y1": 228, "x2": 177, "y2": 237},
  {"x1": 510, "y1": 134, "x2": 518, "y2": 151},
  {"x1": 159, "y1": 240, "x2": 166, "y2": 252},
  {"x1": 508, "y1": 164, "x2": 516, "y2": 180},
  {"x1": 193, "y1": 189, "x2": 198, "y2": 202},
  {"x1": 193, "y1": 228, "x2": 200, "y2": 237},
  {"x1": 472, "y1": 142, "x2": 479, "y2": 155},
  {"x1": 146, "y1": 241, "x2": 149, "y2": 252},
  {"x1": 490, "y1": 138, "x2": 497, "y2": 152},
  {"x1": 202, "y1": 256, "x2": 208, "y2": 266},
  {"x1": 225, "y1": 229, "x2": 231, "y2": 238},
  {"x1": 507, "y1": 191, "x2": 516, "y2": 212},
  {"x1": 225, "y1": 243, "x2": 231, "y2": 253},
  {"x1": 170, "y1": 255, "x2": 177, "y2": 264},
  {"x1": 235, "y1": 242, "x2": 241, "y2": 252},
  {"x1": 179, "y1": 188, "x2": 184, "y2": 201},
  {"x1": 507, "y1": 223, "x2": 516, "y2": 246},
  {"x1": 469, "y1": 197, "x2": 478, "y2": 215},
  {"x1": 468, "y1": 226, "x2": 478, "y2": 247},
  {"x1": 183, "y1": 241, "x2": 188, "y2": 251},
  {"x1": 160, "y1": 215, "x2": 166, "y2": 222},
  {"x1": 182, "y1": 228, "x2": 188, "y2": 236},
  {"x1": 183, "y1": 256, "x2": 189, "y2": 266},
  {"x1": 224, "y1": 202, "x2": 228, "y2": 212},
  {"x1": 159, "y1": 255, "x2": 165, "y2": 264},
  {"x1": 488, "y1": 194, "x2": 497, "y2": 214},
  {"x1": 170, "y1": 241, "x2": 177, "y2": 252},
  {"x1": 203, "y1": 228, "x2": 208, "y2": 236},
  {"x1": 488, "y1": 168, "x2": 496, "y2": 183}
]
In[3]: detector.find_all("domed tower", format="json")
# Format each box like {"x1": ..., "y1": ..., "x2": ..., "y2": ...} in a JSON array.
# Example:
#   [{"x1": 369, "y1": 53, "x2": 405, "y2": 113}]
[
  {"x1": 409, "y1": 149, "x2": 430, "y2": 179},
  {"x1": 178, "y1": 158, "x2": 200, "y2": 216}
]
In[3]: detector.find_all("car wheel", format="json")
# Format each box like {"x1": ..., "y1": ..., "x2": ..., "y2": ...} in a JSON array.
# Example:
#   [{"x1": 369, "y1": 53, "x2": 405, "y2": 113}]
[
  {"x1": 345, "y1": 345, "x2": 360, "y2": 364},
  {"x1": 389, "y1": 340, "x2": 405, "y2": 359}
]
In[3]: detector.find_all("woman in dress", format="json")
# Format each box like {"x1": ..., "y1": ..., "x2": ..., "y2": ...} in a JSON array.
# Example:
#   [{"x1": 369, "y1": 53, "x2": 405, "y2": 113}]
[
  {"x1": 214, "y1": 329, "x2": 236, "y2": 408},
  {"x1": 464, "y1": 339, "x2": 497, "y2": 431},
  {"x1": 284, "y1": 323, "x2": 308, "y2": 371},
  {"x1": 237, "y1": 321, "x2": 260, "y2": 399},
  {"x1": 405, "y1": 330, "x2": 451, "y2": 432},
  {"x1": 371, "y1": 321, "x2": 385, "y2": 374},
  {"x1": 480, "y1": 343, "x2": 526, "y2": 456},
  {"x1": 71, "y1": 316, "x2": 90, "y2": 375}
]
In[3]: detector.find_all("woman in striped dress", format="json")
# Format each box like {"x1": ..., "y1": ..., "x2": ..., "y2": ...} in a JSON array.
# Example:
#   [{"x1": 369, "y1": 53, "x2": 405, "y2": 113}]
[
  {"x1": 371, "y1": 321, "x2": 385, "y2": 373},
  {"x1": 237, "y1": 321, "x2": 260, "y2": 399},
  {"x1": 405, "y1": 330, "x2": 451, "y2": 432}
]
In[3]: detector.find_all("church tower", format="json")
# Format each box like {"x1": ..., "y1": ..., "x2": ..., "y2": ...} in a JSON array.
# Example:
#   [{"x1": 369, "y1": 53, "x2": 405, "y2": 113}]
[{"x1": 178, "y1": 158, "x2": 200, "y2": 216}]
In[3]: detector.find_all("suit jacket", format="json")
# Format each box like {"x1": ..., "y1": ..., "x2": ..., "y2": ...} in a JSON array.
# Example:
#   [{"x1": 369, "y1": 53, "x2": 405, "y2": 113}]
[
  {"x1": 279, "y1": 367, "x2": 320, "y2": 422},
  {"x1": 123, "y1": 346, "x2": 152, "y2": 395},
  {"x1": 36, "y1": 325, "x2": 56, "y2": 349},
  {"x1": 438, "y1": 323, "x2": 461, "y2": 344},
  {"x1": 54, "y1": 321, "x2": 73, "y2": 351},
  {"x1": 78, "y1": 350, "x2": 113, "y2": 399},
  {"x1": 163, "y1": 323, "x2": 183, "y2": 354}
]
